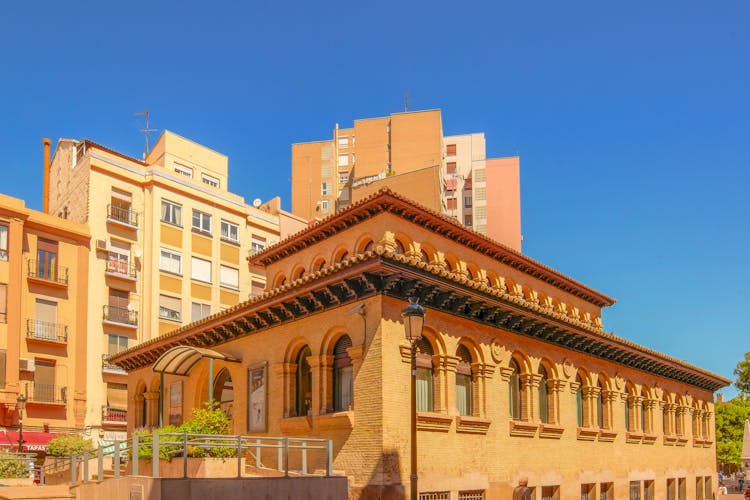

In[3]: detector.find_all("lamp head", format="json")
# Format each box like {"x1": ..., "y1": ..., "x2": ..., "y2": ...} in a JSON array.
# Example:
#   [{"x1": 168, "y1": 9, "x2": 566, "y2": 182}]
[
  {"x1": 16, "y1": 394, "x2": 26, "y2": 412},
  {"x1": 401, "y1": 300, "x2": 425, "y2": 341}
]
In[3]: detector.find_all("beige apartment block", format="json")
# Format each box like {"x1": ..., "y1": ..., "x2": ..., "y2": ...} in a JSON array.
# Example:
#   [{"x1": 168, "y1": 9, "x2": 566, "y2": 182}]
[
  {"x1": 46, "y1": 131, "x2": 302, "y2": 441},
  {"x1": 0, "y1": 193, "x2": 90, "y2": 451},
  {"x1": 113, "y1": 189, "x2": 726, "y2": 499},
  {"x1": 290, "y1": 109, "x2": 522, "y2": 251}
]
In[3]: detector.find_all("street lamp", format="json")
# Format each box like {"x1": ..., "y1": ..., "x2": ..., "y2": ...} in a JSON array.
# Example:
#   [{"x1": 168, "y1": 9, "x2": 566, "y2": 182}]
[
  {"x1": 16, "y1": 393, "x2": 26, "y2": 453},
  {"x1": 401, "y1": 300, "x2": 425, "y2": 500}
]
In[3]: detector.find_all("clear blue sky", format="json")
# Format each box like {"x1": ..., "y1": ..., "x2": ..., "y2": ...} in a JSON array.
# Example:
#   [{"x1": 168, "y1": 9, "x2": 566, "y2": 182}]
[{"x1": 2, "y1": 1, "x2": 748, "y2": 397}]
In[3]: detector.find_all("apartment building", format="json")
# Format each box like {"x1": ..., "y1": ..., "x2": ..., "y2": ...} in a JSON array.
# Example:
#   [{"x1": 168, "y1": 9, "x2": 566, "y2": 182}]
[
  {"x1": 46, "y1": 131, "x2": 303, "y2": 440},
  {"x1": 290, "y1": 109, "x2": 522, "y2": 251},
  {"x1": 0, "y1": 193, "x2": 90, "y2": 450}
]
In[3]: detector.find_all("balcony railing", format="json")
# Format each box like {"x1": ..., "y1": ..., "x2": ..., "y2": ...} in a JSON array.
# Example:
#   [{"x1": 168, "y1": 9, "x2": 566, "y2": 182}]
[
  {"x1": 25, "y1": 383, "x2": 67, "y2": 404},
  {"x1": 101, "y1": 405, "x2": 127, "y2": 424},
  {"x1": 27, "y1": 260, "x2": 69, "y2": 286},
  {"x1": 107, "y1": 204, "x2": 139, "y2": 228},
  {"x1": 105, "y1": 260, "x2": 137, "y2": 279},
  {"x1": 26, "y1": 319, "x2": 68, "y2": 343},
  {"x1": 102, "y1": 305, "x2": 138, "y2": 327},
  {"x1": 102, "y1": 354, "x2": 127, "y2": 374}
]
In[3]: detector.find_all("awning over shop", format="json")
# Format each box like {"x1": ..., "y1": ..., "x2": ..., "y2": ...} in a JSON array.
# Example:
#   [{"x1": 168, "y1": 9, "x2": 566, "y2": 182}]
[
  {"x1": 1, "y1": 431, "x2": 57, "y2": 452},
  {"x1": 152, "y1": 346, "x2": 240, "y2": 376}
]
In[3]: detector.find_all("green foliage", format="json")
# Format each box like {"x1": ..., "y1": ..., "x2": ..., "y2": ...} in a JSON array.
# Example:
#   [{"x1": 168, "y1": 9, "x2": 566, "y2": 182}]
[
  {"x1": 715, "y1": 395, "x2": 750, "y2": 468},
  {"x1": 735, "y1": 352, "x2": 750, "y2": 395},
  {"x1": 0, "y1": 455, "x2": 27, "y2": 478},
  {"x1": 135, "y1": 402, "x2": 232, "y2": 460},
  {"x1": 46, "y1": 434, "x2": 94, "y2": 457}
]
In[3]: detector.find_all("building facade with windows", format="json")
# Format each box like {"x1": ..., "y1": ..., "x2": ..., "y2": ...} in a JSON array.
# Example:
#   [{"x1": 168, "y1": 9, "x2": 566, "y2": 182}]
[
  {"x1": 112, "y1": 189, "x2": 727, "y2": 499},
  {"x1": 0, "y1": 193, "x2": 90, "y2": 448},
  {"x1": 290, "y1": 109, "x2": 522, "y2": 251},
  {"x1": 46, "y1": 130, "x2": 302, "y2": 440}
]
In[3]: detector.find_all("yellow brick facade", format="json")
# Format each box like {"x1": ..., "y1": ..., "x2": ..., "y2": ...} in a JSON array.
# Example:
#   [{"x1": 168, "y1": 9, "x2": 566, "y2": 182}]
[{"x1": 114, "y1": 190, "x2": 726, "y2": 499}]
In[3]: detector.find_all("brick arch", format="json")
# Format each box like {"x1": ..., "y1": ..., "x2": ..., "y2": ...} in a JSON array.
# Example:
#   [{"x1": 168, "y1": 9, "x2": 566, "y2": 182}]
[
  {"x1": 418, "y1": 241, "x2": 437, "y2": 264},
  {"x1": 420, "y1": 326, "x2": 445, "y2": 356},
  {"x1": 320, "y1": 326, "x2": 353, "y2": 356},
  {"x1": 354, "y1": 234, "x2": 376, "y2": 254},
  {"x1": 284, "y1": 335, "x2": 316, "y2": 362},
  {"x1": 309, "y1": 254, "x2": 327, "y2": 273},
  {"x1": 290, "y1": 264, "x2": 306, "y2": 281},
  {"x1": 457, "y1": 336, "x2": 484, "y2": 364},
  {"x1": 538, "y1": 357, "x2": 561, "y2": 381},
  {"x1": 510, "y1": 350, "x2": 533, "y2": 374},
  {"x1": 330, "y1": 244, "x2": 350, "y2": 264},
  {"x1": 271, "y1": 271, "x2": 287, "y2": 288},
  {"x1": 596, "y1": 371, "x2": 613, "y2": 392},
  {"x1": 443, "y1": 252, "x2": 460, "y2": 273},
  {"x1": 392, "y1": 231, "x2": 412, "y2": 255},
  {"x1": 576, "y1": 367, "x2": 595, "y2": 388}
]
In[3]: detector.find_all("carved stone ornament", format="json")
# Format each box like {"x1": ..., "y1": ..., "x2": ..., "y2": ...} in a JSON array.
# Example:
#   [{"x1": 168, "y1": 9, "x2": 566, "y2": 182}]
[
  {"x1": 614, "y1": 374, "x2": 624, "y2": 391},
  {"x1": 490, "y1": 338, "x2": 508, "y2": 364},
  {"x1": 561, "y1": 358, "x2": 575, "y2": 379}
]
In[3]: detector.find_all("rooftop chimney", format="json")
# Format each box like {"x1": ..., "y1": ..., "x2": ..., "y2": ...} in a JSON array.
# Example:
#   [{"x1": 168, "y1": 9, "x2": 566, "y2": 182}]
[{"x1": 42, "y1": 138, "x2": 51, "y2": 213}]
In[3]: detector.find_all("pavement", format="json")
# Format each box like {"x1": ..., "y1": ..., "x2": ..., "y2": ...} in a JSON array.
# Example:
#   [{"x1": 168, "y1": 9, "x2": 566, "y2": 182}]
[{"x1": 0, "y1": 484, "x2": 72, "y2": 500}]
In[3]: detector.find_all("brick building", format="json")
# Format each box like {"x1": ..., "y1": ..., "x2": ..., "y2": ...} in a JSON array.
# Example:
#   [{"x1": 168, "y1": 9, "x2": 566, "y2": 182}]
[{"x1": 112, "y1": 189, "x2": 727, "y2": 499}]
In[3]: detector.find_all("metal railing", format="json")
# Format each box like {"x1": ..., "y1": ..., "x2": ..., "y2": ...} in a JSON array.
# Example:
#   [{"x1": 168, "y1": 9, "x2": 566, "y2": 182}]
[
  {"x1": 102, "y1": 305, "x2": 137, "y2": 326},
  {"x1": 26, "y1": 319, "x2": 68, "y2": 343},
  {"x1": 44, "y1": 432, "x2": 334, "y2": 485},
  {"x1": 105, "y1": 259, "x2": 137, "y2": 279},
  {"x1": 25, "y1": 383, "x2": 67, "y2": 404},
  {"x1": 101, "y1": 406, "x2": 127, "y2": 424},
  {"x1": 102, "y1": 354, "x2": 127, "y2": 374},
  {"x1": 107, "y1": 204, "x2": 139, "y2": 227},
  {"x1": 27, "y1": 260, "x2": 69, "y2": 285}
]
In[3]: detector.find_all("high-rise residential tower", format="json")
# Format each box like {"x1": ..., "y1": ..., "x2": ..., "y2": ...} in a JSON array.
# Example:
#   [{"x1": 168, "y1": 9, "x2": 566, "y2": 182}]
[{"x1": 291, "y1": 109, "x2": 522, "y2": 251}]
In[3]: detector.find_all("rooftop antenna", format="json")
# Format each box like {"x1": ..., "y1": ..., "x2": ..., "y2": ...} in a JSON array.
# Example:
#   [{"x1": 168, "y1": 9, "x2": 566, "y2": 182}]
[
  {"x1": 403, "y1": 92, "x2": 410, "y2": 112},
  {"x1": 135, "y1": 110, "x2": 157, "y2": 158}
]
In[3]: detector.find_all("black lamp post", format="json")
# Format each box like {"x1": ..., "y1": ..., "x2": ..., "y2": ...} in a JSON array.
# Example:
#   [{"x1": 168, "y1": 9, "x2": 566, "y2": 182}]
[
  {"x1": 401, "y1": 300, "x2": 425, "y2": 500},
  {"x1": 17, "y1": 393, "x2": 26, "y2": 453}
]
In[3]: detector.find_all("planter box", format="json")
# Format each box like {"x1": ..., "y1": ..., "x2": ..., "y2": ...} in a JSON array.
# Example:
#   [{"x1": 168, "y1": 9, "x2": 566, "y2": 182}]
[{"x1": 133, "y1": 457, "x2": 246, "y2": 478}]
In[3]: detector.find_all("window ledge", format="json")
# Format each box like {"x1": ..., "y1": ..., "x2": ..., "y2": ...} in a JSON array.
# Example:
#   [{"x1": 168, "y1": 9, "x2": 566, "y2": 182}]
[
  {"x1": 416, "y1": 412, "x2": 452, "y2": 432},
  {"x1": 160, "y1": 270, "x2": 183, "y2": 278},
  {"x1": 314, "y1": 411, "x2": 354, "y2": 431},
  {"x1": 693, "y1": 438, "x2": 705, "y2": 447},
  {"x1": 160, "y1": 221, "x2": 183, "y2": 229},
  {"x1": 576, "y1": 427, "x2": 598, "y2": 441},
  {"x1": 509, "y1": 420, "x2": 538, "y2": 438},
  {"x1": 702, "y1": 440, "x2": 713, "y2": 448},
  {"x1": 220, "y1": 284, "x2": 240, "y2": 292},
  {"x1": 279, "y1": 415, "x2": 313, "y2": 434},
  {"x1": 626, "y1": 432, "x2": 643, "y2": 444},
  {"x1": 539, "y1": 423, "x2": 564, "y2": 439},
  {"x1": 663, "y1": 435, "x2": 678, "y2": 446},
  {"x1": 676, "y1": 436, "x2": 688, "y2": 447},
  {"x1": 191, "y1": 228, "x2": 212, "y2": 238},
  {"x1": 220, "y1": 238, "x2": 240, "y2": 246},
  {"x1": 642, "y1": 433, "x2": 657, "y2": 445},
  {"x1": 455, "y1": 416, "x2": 490, "y2": 435},
  {"x1": 598, "y1": 429, "x2": 618, "y2": 442}
]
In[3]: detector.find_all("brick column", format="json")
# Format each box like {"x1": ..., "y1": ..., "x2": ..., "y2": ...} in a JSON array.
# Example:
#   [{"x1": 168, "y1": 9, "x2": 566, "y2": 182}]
[
  {"x1": 134, "y1": 394, "x2": 145, "y2": 428},
  {"x1": 272, "y1": 363, "x2": 296, "y2": 417},
  {"x1": 308, "y1": 355, "x2": 332, "y2": 415},
  {"x1": 443, "y1": 355, "x2": 459, "y2": 415},
  {"x1": 630, "y1": 396, "x2": 644, "y2": 432},
  {"x1": 601, "y1": 390, "x2": 619, "y2": 429},
  {"x1": 471, "y1": 363, "x2": 495, "y2": 418},
  {"x1": 676, "y1": 405, "x2": 689, "y2": 436},
  {"x1": 548, "y1": 379, "x2": 566, "y2": 425},
  {"x1": 144, "y1": 392, "x2": 159, "y2": 428},
  {"x1": 643, "y1": 398, "x2": 659, "y2": 434},
  {"x1": 519, "y1": 373, "x2": 538, "y2": 422},
  {"x1": 582, "y1": 385, "x2": 600, "y2": 428},
  {"x1": 663, "y1": 402, "x2": 676, "y2": 435}
]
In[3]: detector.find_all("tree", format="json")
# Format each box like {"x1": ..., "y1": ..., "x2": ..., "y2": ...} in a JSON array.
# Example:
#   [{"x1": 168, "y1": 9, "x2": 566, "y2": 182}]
[
  {"x1": 734, "y1": 352, "x2": 750, "y2": 395},
  {"x1": 715, "y1": 395, "x2": 750, "y2": 469}
]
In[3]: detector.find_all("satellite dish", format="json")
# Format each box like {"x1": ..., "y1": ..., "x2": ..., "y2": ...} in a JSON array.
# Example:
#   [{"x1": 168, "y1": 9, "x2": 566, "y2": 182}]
[
  {"x1": 133, "y1": 247, "x2": 143, "y2": 258},
  {"x1": 252, "y1": 198, "x2": 262, "y2": 208},
  {"x1": 127, "y1": 302, "x2": 137, "y2": 312}
]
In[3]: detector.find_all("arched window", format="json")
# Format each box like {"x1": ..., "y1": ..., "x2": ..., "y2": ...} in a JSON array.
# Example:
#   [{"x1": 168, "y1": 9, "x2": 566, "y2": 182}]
[
  {"x1": 575, "y1": 375, "x2": 584, "y2": 427},
  {"x1": 394, "y1": 240, "x2": 406, "y2": 255},
  {"x1": 509, "y1": 359, "x2": 521, "y2": 420},
  {"x1": 333, "y1": 336, "x2": 353, "y2": 411},
  {"x1": 640, "y1": 387, "x2": 648, "y2": 433},
  {"x1": 420, "y1": 250, "x2": 430, "y2": 263},
  {"x1": 335, "y1": 251, "x2": 349, "y2": 263},
  {"x1": 596, "y1": 379, "x2": 604, "y2": 428},
  {"x1": 625, "y1": 394, "x2": 631, "y2": 431},
  {"x1": 455, "y1": 345, "x2": 473, "y2": 416},
  {"x1": 363, "y1": 240, "x2": 374, "y2": 253},
  {"x1": 415, "y1": 338, "x2": 434, "y2": 412},
  {"x1": 295, "y1": 346, "x2": 312, "y2": 417},
  {"x1": 538, "y1": 365, "x2": 549, "y2": 424},
  {"x1": 662, "y1": 394, "x2": 670, "y2": 435},
  {"x1": 213, "y1": 368, "x2": 234, "y2": 419}
]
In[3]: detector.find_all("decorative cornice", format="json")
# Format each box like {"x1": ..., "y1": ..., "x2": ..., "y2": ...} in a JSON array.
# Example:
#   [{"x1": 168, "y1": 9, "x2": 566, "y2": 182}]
[
  {"x1": 109, "y1": 250, "x2": 730, "y2": 392},
  {"x1": 248, "y1": 189, "x2": 616, "y2": 307}
]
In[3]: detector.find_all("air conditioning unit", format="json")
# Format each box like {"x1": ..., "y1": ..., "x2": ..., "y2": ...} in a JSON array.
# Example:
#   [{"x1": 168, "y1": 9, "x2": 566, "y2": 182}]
[
  {"x1": 19, "y1": 358, "x2": 35, "y2": 372},
  {"x1": 96, "y1": 239, "x2": 108, "y2": 252}
]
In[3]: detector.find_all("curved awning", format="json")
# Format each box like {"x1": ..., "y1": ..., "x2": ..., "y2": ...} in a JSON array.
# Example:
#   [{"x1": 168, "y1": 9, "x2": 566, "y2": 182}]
[{"x1": 152, "y1": 345, "x2": 240, "y2": 376}]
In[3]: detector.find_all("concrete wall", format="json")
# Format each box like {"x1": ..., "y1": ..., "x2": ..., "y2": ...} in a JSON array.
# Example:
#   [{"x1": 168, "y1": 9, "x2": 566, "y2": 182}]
[
  {"x1": 485, "y1": 156, "x2": 522, "y2": 251},
  {"x1": 72, "y1": 475, "x2": 348, "y2": 500}
]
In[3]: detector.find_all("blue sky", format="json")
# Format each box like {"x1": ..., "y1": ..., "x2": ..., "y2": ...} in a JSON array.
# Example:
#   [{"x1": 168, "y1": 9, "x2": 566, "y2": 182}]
[{"x1": 2, "y1": 1, "x2": 748, "y2": 396}]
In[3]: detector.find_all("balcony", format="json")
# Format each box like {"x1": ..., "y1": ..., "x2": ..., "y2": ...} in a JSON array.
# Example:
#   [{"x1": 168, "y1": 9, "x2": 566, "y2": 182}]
[
  {"x1": 27, "y1": 260, "x2": 69, "y2": 287},
  {"x1": 26, "y1": 319, "x2": 68, "y2": 344},
  {"x1": 102, "y1": 305, "x2": 138, "y2": 328},
  {"x1": 107, "y1": 204, "x2": 139, "y2": 228},
  {"x1": 102, "y1": 354, "x2": 127, "y2": 375},
  {"x1": 105, "y1": 259, "x2": 137, "y2": 281},
  {"x1": 101, "y1": 405, "x2": 127, "y2": 425},
  {"x1": 25, "y1": 383, "x2": 67, "y2": 405}
]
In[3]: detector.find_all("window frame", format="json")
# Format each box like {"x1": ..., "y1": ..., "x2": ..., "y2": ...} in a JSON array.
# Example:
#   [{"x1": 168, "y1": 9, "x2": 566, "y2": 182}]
[
  {"x1": 219, "y1": 265, "x2": 239, "y2": 290},
  {"x1": 191, "y1": 209, "x2": 212, "y2": 235},
  {"x1": 220, "y1": 220, "x2": 240, "y2": 244},
  {"x1": 158, "y1": 294, "x2": 182, "y2": 322},
  {"x1": 201, "y1": 173, "x2": 220, "y2": 188},
  {"x1": 191, "y1": 256, "x2": 212, "y2": 284},
  {"x1": 159, "y1": 248, "x2": 182, "y2": 275},
  {"x1": 174, "y1": 163, "x2": 193, "y2": 178},
  {"x1": 161, "y1": 199, "x2": 183, "y2": 227}
]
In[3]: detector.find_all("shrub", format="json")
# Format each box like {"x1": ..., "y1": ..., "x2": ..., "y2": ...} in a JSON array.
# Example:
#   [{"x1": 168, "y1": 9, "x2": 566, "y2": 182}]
[
  {"x1": 0, "y1": 454, "x2": 27, "y2": 478},
  {"x1": 46, "y1": 434, "x2": 93, "y2": 457}
]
